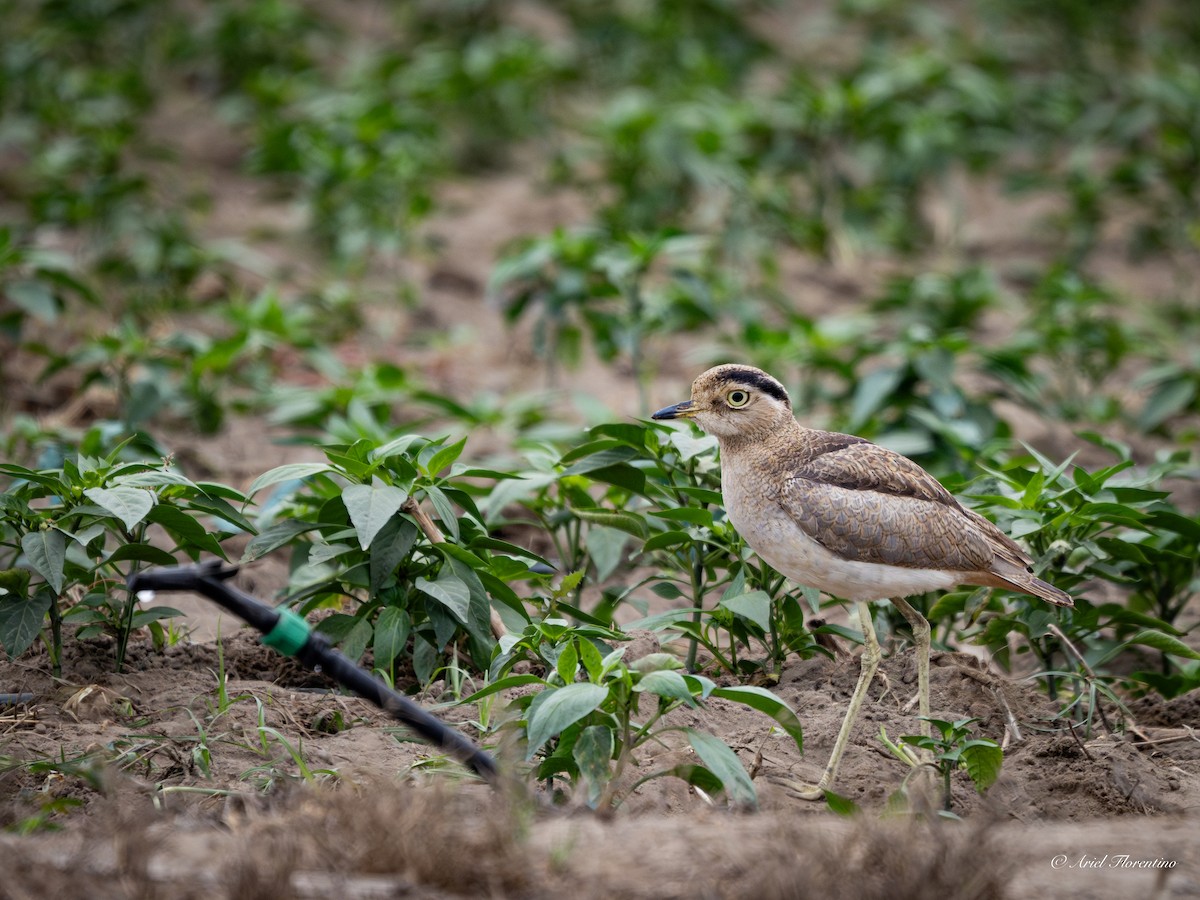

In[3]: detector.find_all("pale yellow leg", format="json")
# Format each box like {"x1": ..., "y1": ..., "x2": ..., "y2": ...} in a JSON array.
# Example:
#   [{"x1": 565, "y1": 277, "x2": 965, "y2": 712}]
[
  {"x1": 891, "y1": 596, "x2": 931, "y2": 740},
  {"x1": 790, "y1": 601, "x2": 882, "y2": 800}
]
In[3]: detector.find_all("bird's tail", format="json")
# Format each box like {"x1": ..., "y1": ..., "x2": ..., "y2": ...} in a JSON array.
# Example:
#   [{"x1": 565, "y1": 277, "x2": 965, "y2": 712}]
[{"x1": 985, "y1": 567, "x2": 1074, "y2": 607}]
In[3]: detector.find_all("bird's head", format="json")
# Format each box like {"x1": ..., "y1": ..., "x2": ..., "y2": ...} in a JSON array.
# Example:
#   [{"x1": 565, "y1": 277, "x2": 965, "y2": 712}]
[{"x1": 651, "y1": 364, "x2": 793, "y2": 443}]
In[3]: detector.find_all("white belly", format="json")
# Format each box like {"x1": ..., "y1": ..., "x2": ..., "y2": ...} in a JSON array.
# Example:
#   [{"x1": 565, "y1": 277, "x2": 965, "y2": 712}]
[{"x1": 722, "y1": 473, "x2": 962, "y2": 602}]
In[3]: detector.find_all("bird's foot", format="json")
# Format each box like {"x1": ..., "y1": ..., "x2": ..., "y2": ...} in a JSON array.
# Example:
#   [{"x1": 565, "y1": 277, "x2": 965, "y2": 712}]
[{"x1": 781, "y1": 778, "x2": 828, "y2": 802}]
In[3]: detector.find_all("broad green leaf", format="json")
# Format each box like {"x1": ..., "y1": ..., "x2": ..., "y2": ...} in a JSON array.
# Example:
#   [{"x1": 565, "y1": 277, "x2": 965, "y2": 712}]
[
  {"x1": 711, "y1": 685, "x2": 803, "y2": 751},
  {"x1": 630, "y1": 652, "x2": 684, "y2": 673},
  {"x1": 960, "y1": 741, "x2": 1004, "y2": 793},
  {"x1": 556, "y1": 639, "x2": 579, "y2": 684},
  {"x1": 107, "y1": 543, "x2": 178, "y2": 566},
  {"x1": 342, "y1": 483, "x2": 408, "y2": 549},
  {"x1": 242, "y1": 519, "x2": 317, "y2": 562},
  {"x1": 635, "y1": 670, "x2": 698, "y2": 706},
  {"x1": 340, "y1": 616, "x2": 374, "y2": 663},
  {"x1": 21, "y1": 529, "x2": 65, "y2": 594},
  {"x1": 1125, "y1": 629, "x2": 1200, "y2": 661},
  {"x1": 416, "y1": 571, "x2": 471, "y2": 623},
  {"x1": 0, "y1": 585, "x2": 53, "y2": 658},
  {"x1": 525, "y1": 683, "x2": 608, "y2": 758},
  {"x1": 573, "y1": 725, "x2": 614, "y2": 807},
  {"x1": 84, "y1": 486, "x2": 154, "y2": 531},
  {"x1": 685, "y1": 728, "x2": 757, "y2": 809},
  {"x1": 373, "y1": 607, "x2": 411, "y2": 670},
  {"x1": 369, "y1": 518, "x2": 418, "y2": 595},
  {"x1": 578, "y1": 636, "x2": 605, "y2": 681},
  {"x1": 719, "y1": 591, "x2": 772, "y2": 632},
  {"x1": 247, "y1": 463, "x2": 333, "y2": 496},
  {"x1": 587, "y1": 524, "x2": 628, "y2": 580}
]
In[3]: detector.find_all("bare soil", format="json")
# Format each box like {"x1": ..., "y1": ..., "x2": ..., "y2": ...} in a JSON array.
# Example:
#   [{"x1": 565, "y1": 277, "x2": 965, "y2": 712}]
[{"x1": 2, "y1": 623, "x2": 1198, "y2": 898}]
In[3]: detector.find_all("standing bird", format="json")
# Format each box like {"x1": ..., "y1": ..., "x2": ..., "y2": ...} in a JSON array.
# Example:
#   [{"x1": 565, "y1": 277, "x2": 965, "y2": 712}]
[{"x1": 651, "y1": 364, "x2": 1071, "y2": 798}]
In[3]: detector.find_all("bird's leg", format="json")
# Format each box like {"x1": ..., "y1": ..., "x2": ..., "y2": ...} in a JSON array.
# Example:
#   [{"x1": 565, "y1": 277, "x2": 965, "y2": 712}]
[
  {"x1": 890, "y1": 597, "x2": 931, "y2": 739},
  {"x1": 790, "y1": 601, "x2": 882, "y2": 800}
]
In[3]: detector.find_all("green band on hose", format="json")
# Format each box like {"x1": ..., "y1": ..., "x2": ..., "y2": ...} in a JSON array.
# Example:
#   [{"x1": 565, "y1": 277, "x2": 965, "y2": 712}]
[{"x1": 261, "y1": 608, "x2": 310, "y2": 657}]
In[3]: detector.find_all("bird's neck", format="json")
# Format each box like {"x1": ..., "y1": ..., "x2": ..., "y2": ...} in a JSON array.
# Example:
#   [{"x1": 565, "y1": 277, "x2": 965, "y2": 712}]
[{"x1": 717, "y1": 414, "x2": 805, "y2": 457}]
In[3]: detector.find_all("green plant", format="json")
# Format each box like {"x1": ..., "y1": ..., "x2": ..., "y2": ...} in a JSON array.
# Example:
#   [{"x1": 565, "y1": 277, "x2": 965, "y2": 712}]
[
  {"x1": 247, "y1": 432, "x2": 546, "y2": 685},
  {"x1": 984, "y1": 269, "x2": 1134, "y2": 423},
  {"x1": 0, "y1": 429, "x2": 251, "y2": 672},
  {"x1": 466, "y1": 625, "x2": 802, "y2": 809},
  {"x1": 948, "y1": 440, "x2": 1200, "y2": 701},
  {"x1": 492, "y1": 227, "x2": 716, "y2": 410},
  {"x1": 882, "y1": 717, "x2": 1003, "y2": 813}
]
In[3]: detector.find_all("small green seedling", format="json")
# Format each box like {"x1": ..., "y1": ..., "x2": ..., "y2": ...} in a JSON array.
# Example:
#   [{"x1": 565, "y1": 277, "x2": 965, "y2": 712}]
[{"x1": 882, "y1": 716, "x2": 1003, "y2": 813}]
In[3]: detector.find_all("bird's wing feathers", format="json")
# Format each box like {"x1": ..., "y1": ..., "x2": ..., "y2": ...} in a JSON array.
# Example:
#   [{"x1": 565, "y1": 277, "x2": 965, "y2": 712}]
[{"x1": 774, "y1": 435, "x2": 1024, "y2": 572}]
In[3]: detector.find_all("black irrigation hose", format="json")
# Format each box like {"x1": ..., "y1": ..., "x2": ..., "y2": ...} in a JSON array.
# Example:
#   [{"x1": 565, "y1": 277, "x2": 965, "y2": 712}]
[{"x1": 126, "y1": 560, "x2": 499, "y2": 786}]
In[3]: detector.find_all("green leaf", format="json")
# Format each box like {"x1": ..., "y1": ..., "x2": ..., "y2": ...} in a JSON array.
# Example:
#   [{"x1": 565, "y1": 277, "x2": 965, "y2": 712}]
[
  {"x1": 556, "y1": 639, "x2": 579, "y2": 684},
  {"x1": 373, "y1": 607, "x2": 411, "y2": 670},
  {"x1": 423, "y1": 484, "x2": 460, "y2": 541},
  {"x1": 573, "y1": 725, "x2": 614, "y2": 807},
  {"x1": 21, "y1": 529, "x2": 65, "y2": 594},
  {"x1": 1125, "y1": 629, "x2": 1200, "y2": 661},
  {"x1": 241, "y1": 519, "x2": 317, "y2": 562},
  {"x1": 131, "y1": 606, "x2": 186, "y2": 628},
  {"x1": 416, "y1": 571, "x2": 471, "y2": 624},
  {"x1": 107, "y1": 543, "x2": 178, "y2": 567},
  {"x1": 340, "y1": 616, "x2": 374, "y2": 663},
  {"x1": 630, "y1": 652, "x2": 683, "y2": 673},
  {"x1": 84, "y1": 486, "x2": 155, "y2": 531},
  {"x1": 1137, "y1": 378, "x2": 1195, "y2": 431},
  {"x1": 370, "y1": 434, "x2": 422, "y2": 462},
  {"x1": 587, "y1": 524, "x2": 628, "y2": 581},
  {"x1": 426, "y1": 436, "x2": 468, "y2": 477},
  {"x1": 525, "y1": 683, "x2": 608, "y2": 759},
  {"x1": 572, "y1": 507, "x2": 648, "y2": 538},
  {"x1": 661, "y1": 763, "x2": 724, "y2": 796},
  {"x1": 342, "y1": 483, "x2": 408, "y2": 549},
  {"x1": 685, "y1": 728, "x2": 757, "y2": 809},
  {"x1": 823, "y1": 790, "x2": 861, "y2": 816},
  {"x1": 635, "y1": 670, "x2": 698, "y2": 706},
  {"x1": 959, "y1": 741, "x2": 1003, "y2": 793},
  {"x1": 650, "y1": 508, "x2": 715, "y2": 527},
  {"x1": 623, "y1": 608, "x2": 705, "y2": 632},
  {"x1": 0, "y1": 584, "x2": 52, "y2": 658},
  {"x1": 710, "y1": 685, "x2": 803, "y2": 751},
  {"x1": 247, "y1": 463, "x2": 334, "y2": 496},
  {"x1": 642, "y1": 530, "x2": 692, "y2": 551},
  {"x1": 718, "y1": 591, "x2": 772, "y2": 632},
  {"x1": 369, "y1": 518, "x2": 418, "y2": 595},
  {"x1": 461, "y1": 673, "x2": 548, "y2": 704}
]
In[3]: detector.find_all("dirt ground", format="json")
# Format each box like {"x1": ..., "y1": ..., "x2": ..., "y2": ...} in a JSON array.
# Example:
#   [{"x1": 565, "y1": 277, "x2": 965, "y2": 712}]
[
  {"x1": 2, "y1": 621, "x2": 1198, "y2": 898},
  {"x1": 4, "y1": 36, "x2": 1200, "y2": 899}
]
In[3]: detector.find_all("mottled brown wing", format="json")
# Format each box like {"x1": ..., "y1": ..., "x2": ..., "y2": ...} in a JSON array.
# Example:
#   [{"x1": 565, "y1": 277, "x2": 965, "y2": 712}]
[
  {"x1": 774, "y1": 435, "x2": 1001, "y2": 571},
  {"x1": 791, "y1": 436, "x2": 961, "y2": 507}
]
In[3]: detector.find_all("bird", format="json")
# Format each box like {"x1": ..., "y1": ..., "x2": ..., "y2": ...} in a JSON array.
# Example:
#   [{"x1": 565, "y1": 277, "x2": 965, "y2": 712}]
[{"x1": 651, "y1": 364, "x2": 1072, "y2": 799}]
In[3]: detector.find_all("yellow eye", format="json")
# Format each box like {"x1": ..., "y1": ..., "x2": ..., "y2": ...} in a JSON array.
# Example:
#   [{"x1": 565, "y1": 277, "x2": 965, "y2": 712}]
[{"x1": 726, "y1": 389, "x2": 750, "y2": 408}]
